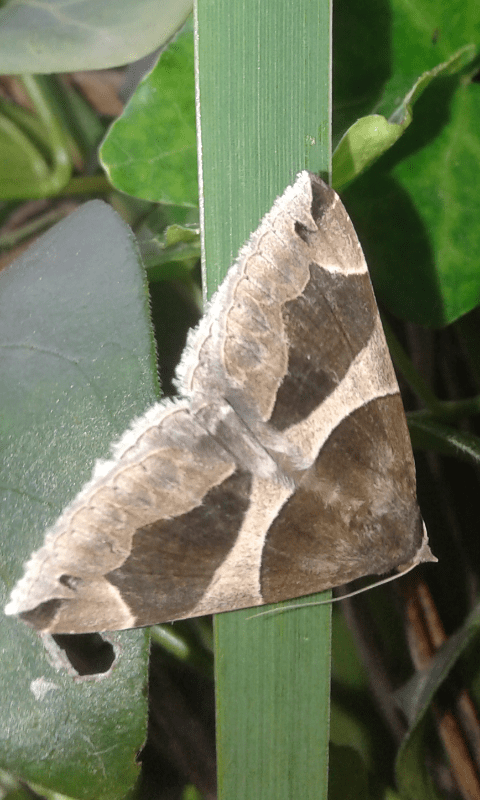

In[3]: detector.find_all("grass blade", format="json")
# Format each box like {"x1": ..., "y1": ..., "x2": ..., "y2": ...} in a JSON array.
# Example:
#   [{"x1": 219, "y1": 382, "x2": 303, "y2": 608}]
[{"x1": 195, "y1": 0, "x2": 332, "y2": 796}]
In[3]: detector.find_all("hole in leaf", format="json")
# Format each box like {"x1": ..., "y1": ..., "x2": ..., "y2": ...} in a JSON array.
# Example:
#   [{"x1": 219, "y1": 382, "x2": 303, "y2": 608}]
[{"x1": 53, "y1": 634, "x2": 115, "y2": 675}]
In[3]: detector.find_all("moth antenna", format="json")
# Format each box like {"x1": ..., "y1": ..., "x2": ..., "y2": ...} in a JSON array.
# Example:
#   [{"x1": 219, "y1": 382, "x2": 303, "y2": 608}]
[{"x1": 247, "y1": 558, "x2": 432, "y2": 620}]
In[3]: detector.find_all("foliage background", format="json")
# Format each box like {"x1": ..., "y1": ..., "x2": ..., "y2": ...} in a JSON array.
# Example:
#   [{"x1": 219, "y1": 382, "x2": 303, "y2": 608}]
[{"x1": 1, "y1": 1, "x2": 480, "y2": 799}]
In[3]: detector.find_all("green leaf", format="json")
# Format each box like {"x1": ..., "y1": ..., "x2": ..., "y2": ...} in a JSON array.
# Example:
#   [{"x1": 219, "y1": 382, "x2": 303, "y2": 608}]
[
  {"x1": 333, "y1": 116, "x2": 403, "y2": 190},
  {"x1": 328, "y1": 744, "x2": 369, "y2": 800},
  {"x1": 386, "y1": 70, "x2": 480, "y2": 326},
  {"x1": 333, "y1": 0, "x2": 480, "y2": 132},
  {"x1": 408, "y1": 415, "x2": 480, "y2": 465},
  {"x1": 140, "y1": 223, "x2": 201, "y2": 282},
  {"x1": 0, "y1": 110, "x2": 51, "y2": 190},
  {"x1": 0, "y1": 0, "x2": 193, "y2": 74},
  {"x1": 0, "y1": 769, "x2": 76, "y2": 800},
  {"x1": 100, "y1": 21, "x2": 198, "y2": 206},
  {"x1": 332, "y1": 45, "x2": 474, "y2": 188},
  {"x1": 395, "y1": 605, "x2": 480, "y2": 799},
  {"x1": 341, "y1": 58, "x2": 480, "y2": 328},
  {"x1": 0, "y1": 76, "x2": 71, "y2": 200},
  {"x1": 0, "y1": 202, "x2": 157, "y2": 799},
  {"x1": 334, "y1": 1, "x2": 480, "y2": 327},
  {"x1": 195, "y1": 0, "x2": 332, "y2": 797},
  {"x1": 375, "y1": 0, "x2": 479, "y2": 118},
  {"x1": 330, "y1": 609, "x2": 376, "y2": 771}
]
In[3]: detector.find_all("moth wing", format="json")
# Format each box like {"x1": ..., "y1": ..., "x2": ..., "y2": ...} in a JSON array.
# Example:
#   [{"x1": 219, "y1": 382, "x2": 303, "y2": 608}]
[
  {"x1": 5, "y1": 403, "x2": 254, "y2": 633},
  {"x1": 178, "y1": 174, "x2": 371, "y2": 431},
  {"x1": 259, "y1": 394, "x2": 434, "y2": 603}
]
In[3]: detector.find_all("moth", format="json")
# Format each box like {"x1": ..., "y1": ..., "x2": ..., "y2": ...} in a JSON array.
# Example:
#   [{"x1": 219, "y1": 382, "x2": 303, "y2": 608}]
[{"x1": 5, "y1": 172, "x2": 435, "y2": 633}]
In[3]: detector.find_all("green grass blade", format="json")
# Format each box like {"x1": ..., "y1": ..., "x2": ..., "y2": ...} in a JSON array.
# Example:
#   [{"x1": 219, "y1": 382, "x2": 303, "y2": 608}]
[{"x1": 195, "y1": 0, "x2": 332, "y2": 797}]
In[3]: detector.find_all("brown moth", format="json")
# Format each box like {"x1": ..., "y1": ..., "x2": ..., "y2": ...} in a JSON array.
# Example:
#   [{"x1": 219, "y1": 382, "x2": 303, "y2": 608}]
[{"x1": 5, "y1": 172, "x2": 435, "y2": 633}]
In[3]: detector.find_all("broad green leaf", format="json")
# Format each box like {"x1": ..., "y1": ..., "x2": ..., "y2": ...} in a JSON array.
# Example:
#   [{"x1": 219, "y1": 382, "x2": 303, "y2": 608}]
[
  {"x1": 0, "y1": 202, "x2": 157, "y2": 799},
  {"x1": 341, "y1": 58, "x2": 480, "y2": 328},
  {"x1": 332, "y1": 46, "x2": 474, "y2": 188},
  {"x1": 0, "y1": 0, "x2": 192, "y2": 74},
  {"x1": 334, "y1": 0, "x2": 480, "y2": 136},
  {"x1": 100, "y1": 22, "x2": 197, "y2": 207},
  {"x1": 334, "y1": 1, "x2": 480, "y2": 326},
  {"x1": 376, "y1": 0, "x2": 480, "y2": 118},
  {"x1": 386, "y1": 68, "x2": 480, "y2": 326}
]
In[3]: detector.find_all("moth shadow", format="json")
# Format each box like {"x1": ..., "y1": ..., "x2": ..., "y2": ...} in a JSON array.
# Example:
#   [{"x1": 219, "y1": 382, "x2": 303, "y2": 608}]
[
  {"x1": 342, "y1": 72, "x2": 464, "y2": 328},
  {"x1": 343, "y1": 172, "x2": 443, "y2": 328}
]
